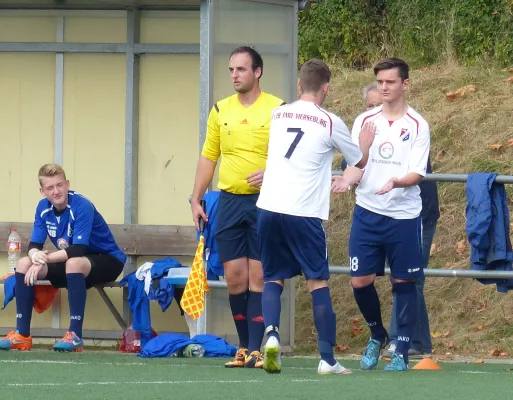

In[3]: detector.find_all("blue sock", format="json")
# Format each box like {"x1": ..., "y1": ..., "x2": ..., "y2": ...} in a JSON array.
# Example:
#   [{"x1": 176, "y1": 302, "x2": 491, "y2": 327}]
[
  {"x1": 262, "y1": 282, "x2": 283, "y2": 341},
  {"x1": 247, "y1": 291, "x2": 265, "y2": 353},
  {"x1": 393, "y1": 282, "x2": 417, "y2": 365},
  {"x1": 66, "y1": 273, "x2": 87, "y2": 339},
  {"x1": 15, "y1": 272, "x2": 34, "y2": 337},
  {"x1": 229, "y1": 291, "x2": 249, "y2": 349},
  {"x1": 312, "y1": 287, "x2": 337, "y2": 366},
  {"x1": 352, "y1": 283, "x2": 387, "y2": 343}
]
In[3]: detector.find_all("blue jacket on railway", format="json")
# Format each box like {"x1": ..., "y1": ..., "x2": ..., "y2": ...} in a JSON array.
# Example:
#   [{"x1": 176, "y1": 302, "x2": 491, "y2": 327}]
[{"x1": 465, "y1": 172, "x2": 513, "y2": 292}]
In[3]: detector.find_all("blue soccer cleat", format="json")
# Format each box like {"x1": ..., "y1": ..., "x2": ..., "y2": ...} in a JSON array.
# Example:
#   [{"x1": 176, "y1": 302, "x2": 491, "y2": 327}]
[
  {"x1": 360, "y1": 336, "x2": 387, "y2": 370},
  {"x1": 53, "y1": 331, "x2": 84, "y2": 352},
  {"x1": 384, "y1": 352, "x2": 409, "y2": 371},
  {"x1": 0, "y1": 330, "x2": 33, "y2": 351}
]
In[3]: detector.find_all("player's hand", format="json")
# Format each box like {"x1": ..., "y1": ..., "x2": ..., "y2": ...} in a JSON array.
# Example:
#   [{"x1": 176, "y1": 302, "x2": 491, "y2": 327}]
[
  {"x1": 376, "y1": 177, "x2": 399, "y2": 195},
  {"x1": 191, "y1": 200, "x2": 208, "y2": 231},
  {"x1": 25, "y1": 264, "x2": 43, "y2": 286},
  {"x1": 331, "y1": 176, "x2": 352, "y2": 193},
  {"x1": 247, "y1": 169, "x2": 265, "y2": 187},
  {"x1": 359, "y1": 122, "x2": 377, "y2": 151},
  {"x1": 31, "y1": 250, "x2": 48, "y2": 266}
]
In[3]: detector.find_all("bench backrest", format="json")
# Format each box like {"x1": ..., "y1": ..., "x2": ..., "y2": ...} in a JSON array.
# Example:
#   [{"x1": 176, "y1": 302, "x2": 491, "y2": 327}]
[{"x1": 0, "y1": 222, "x2": 198, "y2": 257}]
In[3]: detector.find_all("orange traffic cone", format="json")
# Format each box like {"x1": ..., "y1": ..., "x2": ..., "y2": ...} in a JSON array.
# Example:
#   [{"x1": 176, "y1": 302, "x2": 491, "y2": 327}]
[{"x1": 412, "y1": 357, "x2": 442, "y2": 370}]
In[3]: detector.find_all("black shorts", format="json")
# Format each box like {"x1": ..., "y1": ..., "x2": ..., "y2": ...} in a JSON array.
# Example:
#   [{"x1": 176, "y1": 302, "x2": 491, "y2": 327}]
[
  {"x1": 214, "y1": 190, "x2": 260, "y2": 263},
  {"x1": 45, "y1": 254, "x2": 125, "y2": 289}
]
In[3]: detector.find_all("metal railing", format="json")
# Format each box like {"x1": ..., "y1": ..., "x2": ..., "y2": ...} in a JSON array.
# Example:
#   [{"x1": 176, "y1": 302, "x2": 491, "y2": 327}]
[{"x1": 329, "y1": 172, "x2": 513, "y2": 279}]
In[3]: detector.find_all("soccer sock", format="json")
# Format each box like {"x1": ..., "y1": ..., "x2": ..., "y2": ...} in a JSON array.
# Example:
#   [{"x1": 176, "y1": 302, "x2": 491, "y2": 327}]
[
  {"x1": 229, "y1": 291, "x2": 249, "y2": 349},
  {"x1": 15, "y1": 272, "x2": 35, "y2": 337},
  {"x1": 262, "y1": 282, "x2": 283, "y2": 341},
  {"x1": 66, "y1": 273, "x2": 87, "y2": 339},
  {"x1": 247, "y1": 290, "x2": 265, "y2": 353},
  {"x1": 312, "y1": 287, "x2": 337, "y2": 367},
  {"x1": 393, "y1": 281, "x2": 417, "y2": 364},
  {"x1": 352, "y1": 282, "x2": 387, "y2": 343}
]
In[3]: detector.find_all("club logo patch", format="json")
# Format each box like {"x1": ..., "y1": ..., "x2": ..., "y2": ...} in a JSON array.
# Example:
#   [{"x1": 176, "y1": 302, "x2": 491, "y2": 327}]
[
  {"x1": 57, "y1": 238, "x2": 69, "y2": 249},
  {"x1": 379, "y1": 142, "x2": 394, "y2": 159}
]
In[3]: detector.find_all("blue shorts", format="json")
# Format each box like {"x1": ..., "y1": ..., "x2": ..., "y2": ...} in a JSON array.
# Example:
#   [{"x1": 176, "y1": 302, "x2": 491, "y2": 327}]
[
  {"x1": 214, "y1": 190, "x2": 260, "y2": 263},
  {"x1": 348, "y1": 205, "x2": 423, "y2": 280},
  {"x1": 257, "y1": 209, "x2": 329, "y2": 282}
]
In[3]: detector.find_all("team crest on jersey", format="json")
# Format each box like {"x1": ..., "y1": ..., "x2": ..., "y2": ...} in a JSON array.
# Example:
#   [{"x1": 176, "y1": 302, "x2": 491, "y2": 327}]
[
  {"x1": 57, "y1": 238, "x2": 69, "y2": 249},
  {"x1": 400, "y1": 128, "x2": 410, "y2": 142},
  {"x1": 379, "y1": 142, "x2": 394, "y2": 159}
]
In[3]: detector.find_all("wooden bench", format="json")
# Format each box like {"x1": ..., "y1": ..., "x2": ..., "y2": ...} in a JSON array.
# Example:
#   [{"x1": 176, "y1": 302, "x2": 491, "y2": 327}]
[{"x1": 0, "y1": 221, "x2": 198, "y2": 340}]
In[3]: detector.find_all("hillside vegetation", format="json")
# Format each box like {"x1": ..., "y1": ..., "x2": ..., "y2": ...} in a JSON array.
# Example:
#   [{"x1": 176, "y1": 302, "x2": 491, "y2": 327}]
[
  {"x1": 294, "y1": 62, "x2": 513, "y2": 359},
  {"x1": 299, "y1": 0, "x2": 513, "y2": 68}
]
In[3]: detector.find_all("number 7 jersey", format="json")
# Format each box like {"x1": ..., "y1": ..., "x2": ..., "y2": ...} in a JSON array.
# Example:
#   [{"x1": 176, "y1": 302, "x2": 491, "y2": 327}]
[{"x1": 257, "y1": 100, "x2": 363, "y2": 220}]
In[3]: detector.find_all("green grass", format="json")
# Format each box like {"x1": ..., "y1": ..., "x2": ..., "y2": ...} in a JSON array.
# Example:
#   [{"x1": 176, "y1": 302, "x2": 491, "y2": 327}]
[{"x1": 1, "y1": 351, "x2": 513, "y2": 400}]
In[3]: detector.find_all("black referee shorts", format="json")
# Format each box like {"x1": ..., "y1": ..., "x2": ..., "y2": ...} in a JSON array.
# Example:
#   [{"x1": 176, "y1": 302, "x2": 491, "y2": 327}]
[{"x1": 45, "y1": 254, "x2": 124, "y2": 289}]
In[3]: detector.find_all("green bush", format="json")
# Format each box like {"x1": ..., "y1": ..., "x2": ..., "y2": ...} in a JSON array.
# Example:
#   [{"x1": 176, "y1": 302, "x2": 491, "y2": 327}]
[
  {"x1": 298, "y1": 0, "x2": 386, "y2": 67},
  {"x1": 298, "y1": 0, "x2": 513, "y2": 67}
]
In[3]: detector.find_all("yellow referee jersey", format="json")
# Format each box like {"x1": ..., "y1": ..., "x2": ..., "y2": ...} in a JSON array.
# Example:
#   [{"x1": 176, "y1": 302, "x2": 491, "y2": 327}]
[{"x1": 201, "y1": 91, "x2": 285, "y2": 194}]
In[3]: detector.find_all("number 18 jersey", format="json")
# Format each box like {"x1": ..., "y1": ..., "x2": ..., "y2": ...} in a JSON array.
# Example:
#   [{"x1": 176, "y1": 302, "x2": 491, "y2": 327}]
[{"x1": 257, "y1": 100, "x2": 363, "y2": 220}]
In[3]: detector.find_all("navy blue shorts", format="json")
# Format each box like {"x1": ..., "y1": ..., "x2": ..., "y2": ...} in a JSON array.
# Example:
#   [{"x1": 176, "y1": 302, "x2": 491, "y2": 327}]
[
  {"x1": 348, "y1": 205, "x2": 423, "y2": 280},
  {"x1": 257, "y1": 209, "x2": 329, "y2": 282},
  {"x1": 214, "y1": 190, "x2": 260, "y2": 263}
]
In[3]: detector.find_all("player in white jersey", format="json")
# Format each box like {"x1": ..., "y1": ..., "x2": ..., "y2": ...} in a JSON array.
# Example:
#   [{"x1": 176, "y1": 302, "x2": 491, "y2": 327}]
[
  {"x1": 341, "y1": 58, "x2": 430, "y2": 372},
  {"x1": 256, "y1": 59, "x2": 375, "y2": 375}
]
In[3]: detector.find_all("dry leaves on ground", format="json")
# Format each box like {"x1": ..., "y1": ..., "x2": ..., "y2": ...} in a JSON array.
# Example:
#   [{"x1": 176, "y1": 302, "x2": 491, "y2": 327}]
[
  {"x1": 472, "y1": 323, "x2": 490, "y2": 331},
  {"x1": 455, "y1": 240, "x2": 467, "y2": 254},
  {"x1": 488, "y1": 143, "x2": 504, "y2": 151},
  {"x1": 351, "y1": 319, "x2": 364, "y2": 337},
  {"x1": 446, "y1": 84, "x2": 477, "y2": 101}
]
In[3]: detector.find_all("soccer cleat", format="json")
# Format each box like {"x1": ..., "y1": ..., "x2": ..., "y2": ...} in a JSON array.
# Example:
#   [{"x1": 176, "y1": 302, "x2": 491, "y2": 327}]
[
  {"x1": 0, "y1": 330, "x2": 33, "y2": 351},
  {"x1": 382, "y1": 341, "x2": 397, "y2": 361},
  {"x1": 263, "y1": 336, "x2": 281, "y2": 374},
  {"x1": 244, "y1": 350, "x2": 264, "y2": 369},
  {"x1": 53, "y1": 331, "x2": 84, "y2": 352},
  {"x1": 407, "y1": 347, "x2": 426, "y2": 359},
  {"x1": 224, "y1": 348, "x2": 247, "y2": 368},
  {"x1": 360, "y1": 336, "x2": 388, "y2": 370},
  {"x1": 317, "y1": 360, "x2": 353, "y2": 375},
  {"x1": 384, "y1": 352, "x2": 409, "y2": 371}
]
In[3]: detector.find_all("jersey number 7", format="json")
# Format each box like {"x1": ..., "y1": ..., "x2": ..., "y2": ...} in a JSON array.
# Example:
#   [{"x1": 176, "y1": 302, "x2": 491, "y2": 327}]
[{"x1": 285, "y1": 128, "x2": 305, "y2": 159}]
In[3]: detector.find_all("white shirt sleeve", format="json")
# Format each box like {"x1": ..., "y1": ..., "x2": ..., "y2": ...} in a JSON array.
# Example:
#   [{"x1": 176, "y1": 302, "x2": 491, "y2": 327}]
[
  {"x1": 351, "y1": 115, "x2": 363, "y2": 147},
  {"x1": 329, "y1": 116, "x2": 362, "y2": 167},
  {"x1": 408, "y1": 122, "x2": 430, "y2": 176}
]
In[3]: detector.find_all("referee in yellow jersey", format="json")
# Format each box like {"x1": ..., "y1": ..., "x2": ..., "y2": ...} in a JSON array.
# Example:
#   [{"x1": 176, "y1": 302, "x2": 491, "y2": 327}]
[{"x1": 191, "y1": 46, "x2": 285, "y2": 369}]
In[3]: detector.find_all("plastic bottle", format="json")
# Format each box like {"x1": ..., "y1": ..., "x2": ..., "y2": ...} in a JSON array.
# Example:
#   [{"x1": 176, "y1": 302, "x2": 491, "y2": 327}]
[
  {"x1": 7, "y1": 228, "x2": 22, "y2": 274},
  {"x1": 181, "y1": 344, "x2": 205, "y2": 358}
]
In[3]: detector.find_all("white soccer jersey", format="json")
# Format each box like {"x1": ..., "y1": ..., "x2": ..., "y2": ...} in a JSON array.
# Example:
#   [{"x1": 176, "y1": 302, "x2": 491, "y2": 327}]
[
  {"x1": 352, "y1": 105, "x2": 430, "y2": 219},
  {"x1": 257, "y1": 100, "x2": 363, "y2": 220}
]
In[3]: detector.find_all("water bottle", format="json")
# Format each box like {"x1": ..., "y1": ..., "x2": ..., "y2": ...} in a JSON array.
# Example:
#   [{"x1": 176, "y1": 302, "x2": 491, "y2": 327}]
[
  {"x1": 7, "y1": 228, "x2": 22, "y2": 274},
  {"x1": 182, "y1": 344, "x2": 205, "y2": 358}
]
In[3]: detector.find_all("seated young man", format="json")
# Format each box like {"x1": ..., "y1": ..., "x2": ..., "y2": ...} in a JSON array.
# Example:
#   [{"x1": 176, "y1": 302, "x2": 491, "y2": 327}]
[{"x1": 0, "y1": 164, "x2": 126, "y2": 352}]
